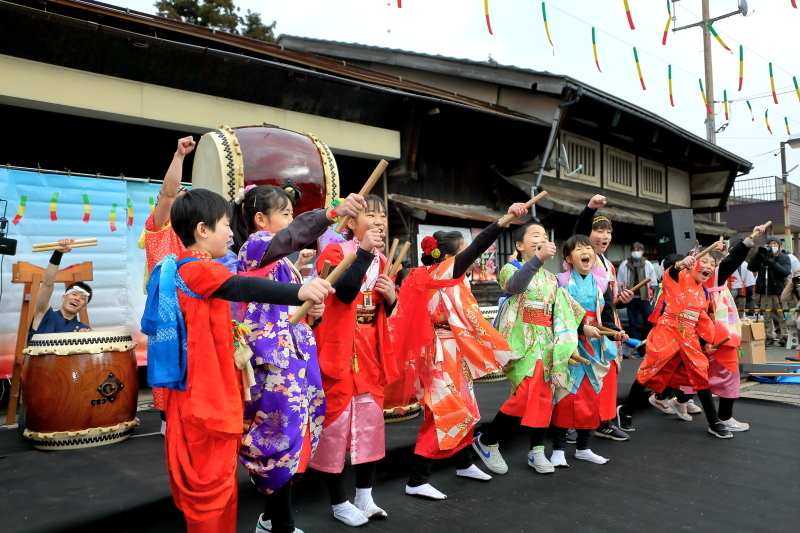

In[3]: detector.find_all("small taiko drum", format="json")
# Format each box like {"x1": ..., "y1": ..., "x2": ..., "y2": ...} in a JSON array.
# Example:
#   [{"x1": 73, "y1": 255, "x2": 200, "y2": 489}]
[
  {"x1": 22, "y1": 331, "x2": 139, "y2": 450},
  {"x1": 191, "y1": 124, "x2": 340, "y2": 214}
]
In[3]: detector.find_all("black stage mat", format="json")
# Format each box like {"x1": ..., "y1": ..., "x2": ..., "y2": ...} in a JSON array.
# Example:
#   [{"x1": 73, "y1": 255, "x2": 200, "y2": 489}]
[{"x1": 2, "y1": 362, "x2": 799, "y2": 533}]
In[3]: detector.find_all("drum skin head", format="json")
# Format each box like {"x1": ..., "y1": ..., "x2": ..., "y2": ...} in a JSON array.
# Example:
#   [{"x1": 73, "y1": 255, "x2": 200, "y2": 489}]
[{"x1": 192, "y1": 125, "x2": 245, "y2": 201}]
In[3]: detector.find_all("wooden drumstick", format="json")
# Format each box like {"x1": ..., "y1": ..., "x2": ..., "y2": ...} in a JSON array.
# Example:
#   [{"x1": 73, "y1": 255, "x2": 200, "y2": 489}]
[
  {"x1": 389, "y1": 241, "x2": 412, "y2": 278},
  {"x1": 334, "y1": 160, "x2": 389, "y2": 234},
  {"x1": 308, "y1": 260, "x2": 332, "y2": 327},
  {"x1": 568, "y1": 353, "x2": 590, "y2": 366},
  {"x1": 497, "y1": 190, "x2": 548, "y2": 227},
  {"x1": 711, "y1": 336, "x2": 731, "y2": 349},
  {"x1": 383, "y1": 239, "x2": 400, "y2": 276},
  {"x1": 676, "y1": 237, "x2": 723, "y2": 269},
  {"x1": 33, "y1": 241, "x2": 98, "y2": 252},
  {"x1": 749, "y1": 221, "x2": 772, "y2": 240},
  {"x1": 33, "y1": 238, "x2": 97, "y2": 248},
  {"x1": 289, "y1": 253, "x2": 357, "y2": 326},
  {"x1": 614, "y1": 278, "x2": 651, "y2": 306}
]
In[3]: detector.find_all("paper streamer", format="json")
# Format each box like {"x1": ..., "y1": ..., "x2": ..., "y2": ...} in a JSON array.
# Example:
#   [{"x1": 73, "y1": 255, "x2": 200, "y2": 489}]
[
  {"x1": 668, "y1": 65, "x2": 674, "y2": 107},
  {"x1": 707, "y1": 23, "x2": 731, "y2": 52},
  {"x1": 699, "y1": 79, "x2": 712, "y2": 114},
  {"x1": 542, "y1": 3, "x2": 554, "y2": 52},
  {"x1": 623, "y1": 0, "x2": 635, "y2": 30},
  {"x1": 12, "y1": 196, "x2": 26, "y2": 225},
  {"x1": 723, "y1": 90, "x2": 729, "y2": 121},
  {"x1": 148, "y1": 196, "x2": 155, "y2": 213},
  {"x1": 82, "y1": 194, "x2": 90, "y2": 223},
  {"x1": 110, "y1": 203, "x2": 118, "y2": 232},
  {"x1": 770, "y1": 63, "x2": 778, "y2": 104},
  {"x1": 126, "y1": 198, "x2": 134, "y2": 226},
  {"x1": 662, "y1": 0, "x2": 671, "y2": 45},
  {"x1": 765, "y1": 110, "x2": 773, "y2": 135},
  {"x1": 794, "y1": 76, "x2": 800, "y2": 102},
  {"x1": 484, "y1": 0, "x2": 493, "y2": 35},
  {"x1": 592, "y1": 27, "x2": 601, "y2": 72},
  {"x1": 397, "y1": 0, "x2": 402, "y2": 6},
  {"x1": 738, "y1": 46, "x2": 744, "y2": 91},
  {"x1": 747, "y1": 100, "x2": 754, "y2": 121},
  {"x1": 634, "y1": 47, "x2": 645, "y2": 90},
  {"x1": 786, "y1": 117, "x2": 792, "y2": 136},
  {"x1": 49, "y1": 192, "x2": 59, "y2": 221}
]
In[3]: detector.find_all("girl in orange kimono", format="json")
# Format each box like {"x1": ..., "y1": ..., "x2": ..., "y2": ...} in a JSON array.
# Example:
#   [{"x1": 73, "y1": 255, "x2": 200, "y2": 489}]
[
  {"x1": 617, "y1": 245, "x2": 734, "y2": 439},
  {"x1": 391, "y1": 203, "x2": 526, "y2": 500}
]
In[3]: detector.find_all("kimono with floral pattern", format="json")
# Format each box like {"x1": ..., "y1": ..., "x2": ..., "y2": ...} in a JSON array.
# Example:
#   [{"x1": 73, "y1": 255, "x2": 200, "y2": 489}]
[{"x1": 237, "y1": 231, "x2": 326, "y2": 495}]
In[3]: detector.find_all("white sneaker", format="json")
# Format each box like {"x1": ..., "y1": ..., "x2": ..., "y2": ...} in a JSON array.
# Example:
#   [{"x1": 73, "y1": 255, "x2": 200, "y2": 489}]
[
  {"x1": 332, "y1": 501, "x2": 369, "y2": 527},
  {"x1": 721, "y1": 417, "x2": 750, "y2": 432},
  {"x1": 575, "y1": 449, "x2": 609, "y2": 464},
  {"x1": 472, "y1": 433, "x2": 508, "y2": 474},
  {"x1": 550, "y1": 450, "x2": 569, "y2": 468},
  {"x1": 686, "y1": 399, "x2": 703, "y2": 414},
  {"x1": 527, "y1": 446, "x2": 554, "y2": 474},
  {"x1": 456, "y1": 464, "x2": 492, "y2": 481},
  {"x1": 649, "y1": 393, "x2": 676, "y2": 414},
  {"x1": 667, "y1": 399, "x2": 693, "y2": 421},
  {"x1": 354, "y1": 488, "x2": 387, "y2": 519},
  {"x1": 160, "y1": 420, "x2": 166, "y2": 436},
  {"x1": 406, "y1": 483, "x2": 447, "y2": 500},
  {"x1": 255, "y1": 515, "x2": 271, "y2": 533}
]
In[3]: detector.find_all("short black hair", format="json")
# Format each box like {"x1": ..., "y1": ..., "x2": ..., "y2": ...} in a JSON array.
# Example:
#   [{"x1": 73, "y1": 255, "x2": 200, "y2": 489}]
[
  {"x1": 65, "y1": 281, "x2": 93, "y2": 303},
  {"x1": 345, "y1": 194, "x2": 387, "y2": 240},
  {"x1": 513, "y1": 220, "x2": 546, "y2": 245},
  {"x1": 562, "y1": 234, "x2": 594, "y2": 258},
  {"x1": 170, "y1": 189, "x2": 231, "y2": 247}
]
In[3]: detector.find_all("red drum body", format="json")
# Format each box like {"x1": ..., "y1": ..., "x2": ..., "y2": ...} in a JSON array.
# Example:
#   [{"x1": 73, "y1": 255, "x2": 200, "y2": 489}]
[
  {"x1": 22, "y1": 331, "x2": 139, "y2": 450},
  {"x1": 191, "y1": 125, "x2": 340, "y2": 214}
]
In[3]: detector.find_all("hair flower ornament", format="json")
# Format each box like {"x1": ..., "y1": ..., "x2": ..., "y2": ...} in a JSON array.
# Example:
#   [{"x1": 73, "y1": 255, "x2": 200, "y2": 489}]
[{"x1": 421, "y1": 236, "x2": 441, "y2": 258}]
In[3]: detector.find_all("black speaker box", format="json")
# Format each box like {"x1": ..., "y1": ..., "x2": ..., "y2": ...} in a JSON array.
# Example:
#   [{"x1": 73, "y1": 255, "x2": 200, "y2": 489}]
[{"x1": 653, "y1": 209, "x2": 695, "y2": 259}]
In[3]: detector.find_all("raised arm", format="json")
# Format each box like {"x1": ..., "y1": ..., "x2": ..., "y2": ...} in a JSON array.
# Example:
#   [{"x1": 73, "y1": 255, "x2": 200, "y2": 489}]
[
  {"x1": 573, "y1": 195, "x2": 605, "y2": 237},
  {"x1": 453, "y1": 202, "x2": 527, "y2": 278},
  {"x1": 153, "y1": 136, "x2": 195, "y2": 230},
  {"x1": 32, "y1": 239, "x2": 74, "y2": 330}
]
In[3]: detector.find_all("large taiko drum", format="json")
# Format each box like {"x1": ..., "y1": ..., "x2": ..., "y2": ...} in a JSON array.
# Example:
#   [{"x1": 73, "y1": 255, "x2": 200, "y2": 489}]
[
  {"x1": 22, "y1": 331, "x2": 139, "y2": 450},
  {"x1": 191, "y1": 124, "x2": 340, "y2": 214},
  {"x1": 382, "y1": 380, "x2": 421, "y2": 423}
]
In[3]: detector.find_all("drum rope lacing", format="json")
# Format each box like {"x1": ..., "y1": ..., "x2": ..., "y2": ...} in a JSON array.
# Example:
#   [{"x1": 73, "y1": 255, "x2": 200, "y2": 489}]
[
  {"x1": 211, "y1": 128, "x2": 237, "y2": 200},
  {"x1": 27, "y1": 335, "x2": 133, "y2": 347}
]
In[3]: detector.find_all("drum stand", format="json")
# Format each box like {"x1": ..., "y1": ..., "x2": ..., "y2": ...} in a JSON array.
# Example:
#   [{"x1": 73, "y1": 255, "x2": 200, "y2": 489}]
[{"x1": 3, "y1": 261, "x2": 92, "y2": 427}]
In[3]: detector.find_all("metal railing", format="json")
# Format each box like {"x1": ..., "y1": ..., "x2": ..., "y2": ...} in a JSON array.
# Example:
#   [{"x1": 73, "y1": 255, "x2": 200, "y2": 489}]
[{"x1": 729, "y1": 176, "x2": 800, "y2": 204}]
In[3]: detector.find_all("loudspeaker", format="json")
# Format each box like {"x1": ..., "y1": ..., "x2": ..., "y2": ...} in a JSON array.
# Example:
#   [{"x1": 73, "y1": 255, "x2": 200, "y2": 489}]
[{"x1": 653, "y1": 209, "x2": 695, "y2": 259}]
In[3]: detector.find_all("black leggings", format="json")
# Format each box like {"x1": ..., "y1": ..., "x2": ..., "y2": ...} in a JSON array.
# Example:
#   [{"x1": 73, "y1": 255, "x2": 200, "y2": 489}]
[
  {"x1": 262, "y1": 481, "x2": 293, "y2": 533},
  {"x1": 407, "y1": 448, "x2": 473, "y2": 487},
  {"x1": 323, "y1": 461, "x2": 377, "y2": 506},
  {"x1": 552, "y1": 427, "x2": 591, "y2": 451},
  {"x1": 622, "y1": 380, "x2": 720, "y2": 424},
  {"x1": 480, "y1": 411, "x2": 548, "y2": 449}
]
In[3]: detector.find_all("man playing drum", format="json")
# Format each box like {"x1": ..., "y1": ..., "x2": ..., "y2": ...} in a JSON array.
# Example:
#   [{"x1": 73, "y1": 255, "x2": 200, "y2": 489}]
[{"x1": 30, "y1": 238, "x2": 93, "y2": 341}]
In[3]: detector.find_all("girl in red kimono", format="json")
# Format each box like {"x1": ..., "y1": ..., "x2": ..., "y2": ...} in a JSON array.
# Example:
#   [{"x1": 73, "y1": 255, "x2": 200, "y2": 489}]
[
  {"x1": 309, "y1": 195, "x2": 399, "y2": 527},
  {"x1": 390, "y1": 203, "x2": 526, "y2": 500},
  {"x1": 617, "y1": 244, "x2": 734, "y2": 439}
]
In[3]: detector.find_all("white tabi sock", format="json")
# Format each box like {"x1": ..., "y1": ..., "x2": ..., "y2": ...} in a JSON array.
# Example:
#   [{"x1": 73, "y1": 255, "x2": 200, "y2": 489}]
[
  {"x1": 575, "y1": 449, "x2": 609, "y2": 464},
  {"x1": 456, "y1": 464, "x2": 492, "y2": 481},
  {"x1": 550, "y1": 450, "x2": 569, "y2": 467},
  {"x1": 354, "y1": 487, "x2": 387, "y2": 518},
  {"x1": 332, "y1": 501, "x2": 369, "y2": 527},
  {"x1": 405, "y1": 483, "x2": 447, "y2": 500}
]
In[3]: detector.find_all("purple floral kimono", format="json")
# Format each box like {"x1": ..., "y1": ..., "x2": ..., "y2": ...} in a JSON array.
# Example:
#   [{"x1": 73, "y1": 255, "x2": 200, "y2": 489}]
[{"x1": 238, "y1": 231, "x2": 326, "y2": 494}]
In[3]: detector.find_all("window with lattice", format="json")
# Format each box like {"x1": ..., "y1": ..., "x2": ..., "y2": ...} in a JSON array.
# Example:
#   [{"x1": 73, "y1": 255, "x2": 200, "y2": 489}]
[
  {"x1": 561, "y1": 132, "x2": 600, "y2": 186},
  {"x1": 604, "y1": 146, "x2": 636, "y2": 194},
  {"x1": 639, "y1": 158, "x2": 666, "y2": 201}
]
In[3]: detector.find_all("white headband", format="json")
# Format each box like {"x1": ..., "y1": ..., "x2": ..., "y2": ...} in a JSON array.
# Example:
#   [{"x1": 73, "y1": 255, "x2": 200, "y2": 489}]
[{"x1": 65, "y1": 287, "x2": 90, "y2": 300}]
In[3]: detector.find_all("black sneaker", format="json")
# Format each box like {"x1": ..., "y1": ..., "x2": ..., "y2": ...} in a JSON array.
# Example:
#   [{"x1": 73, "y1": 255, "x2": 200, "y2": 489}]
[
  {"x1": 616, "y1": 405, "x2": 635, "y2": 432},
  {"x1": 595, "y1": 421, "x2": 630, "y2": 441},
  {"x1": 778, "y1": 337, "x2": 787, "y2": 347},
  {"x1": 565, "y1": 428, "x2": 578, "y2": 444},
  {"x1": 708, "y1": 421, "x2": 733, "y2": 439}
]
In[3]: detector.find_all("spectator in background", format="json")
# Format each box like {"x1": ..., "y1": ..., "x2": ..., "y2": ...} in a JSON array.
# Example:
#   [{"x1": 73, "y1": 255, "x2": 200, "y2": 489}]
[
  {"x1": 617, "y1": 242, "x2": 658, "y2": 340},
  {"x1": 748, "y1": 236, "x2": 792, "y2": 346},
  {"x1": 781, "y1": 271, "x2": 800, "y2": 344},
  {"x1": 729, "y1": 260, "x2": 756, "y2": 314},
  {"x1": 782, "y1": 244, "x2": 800, "y2": 274}
]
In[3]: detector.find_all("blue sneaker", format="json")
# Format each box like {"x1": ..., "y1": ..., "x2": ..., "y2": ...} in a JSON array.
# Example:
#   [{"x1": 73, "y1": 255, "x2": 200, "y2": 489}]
[{"x1": 471, "y1": 432, "x2": 508, "y2": 474}]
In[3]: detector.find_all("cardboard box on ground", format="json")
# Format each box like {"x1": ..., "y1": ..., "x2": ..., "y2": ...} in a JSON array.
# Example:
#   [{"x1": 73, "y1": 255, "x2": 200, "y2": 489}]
[{"x1": 740, "y1": 323, "x2": 766, "y2": 364}]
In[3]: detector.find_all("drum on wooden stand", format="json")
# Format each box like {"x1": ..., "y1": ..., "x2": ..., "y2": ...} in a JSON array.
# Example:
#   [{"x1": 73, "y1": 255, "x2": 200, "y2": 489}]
[
  {"x1": 191, "y1": 124, "x2": 340, "y2": 213},
  {"x1": 22, "y1": 331, "x2": 139, "y2": 450}
]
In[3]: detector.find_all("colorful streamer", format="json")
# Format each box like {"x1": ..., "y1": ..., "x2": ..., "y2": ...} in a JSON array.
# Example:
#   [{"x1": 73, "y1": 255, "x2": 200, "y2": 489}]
[
  {"x1": 542, "y1": 3, "x2": 554, "y2": 52},
  {"x1": 634, "y1": 47, "x2": 645, "y2": 90},
  {"x1": 592, "y1": 27, "x2": 601, "y2": 72},
  {"x1": 484, "y1": 0, "x2": 493, "y2": 35},
  {"x1": 149, "y1": 196, "x2": 155, "y2": 213},
  {"x1": 49, "y1": 192, "x2": 59, "y2": 221},
  {"x1": 765, "y1": 110, "x2": 773, "y2": 135},
  {"x1": 738, "y1": 46, "x2": 744, "y2": 91},
  {"x1": 126, "y1": 198, "x2": 134, "y2": 226},
  {"x1": 786, "y1": 117, "x2": 792, "y2": 136},
  {"x1": 723, "y1": 90, "x2": 729, "y2": 121},
  {"x1": 397, "y1": 0, "x2": 402, "y2": 7},
  {"x1": 699, "y1": 79, "x2": 712, "y2": 114},
  {"x1": 747, "y1": 100, "x2": 754, "y2": 121},
  {"x1": 623, "y1": 0, "x2": 635, "y2": 30},
  {"x1": 82, "y1": 194, "x2": 90, "y2": 223},
  {"x1": 770, "y1": 63, "x2": 778, "y2": 104},
  {"x1": 668, "y1": 65, "x2": 674, "y2": 107},
  {"x1": 794, "y1": 76, "x2": 800, "y2": 102},
  {"x1": 707, "y1": 24, "x2": 731, "y2": 52},
  {"x1": 793, "y1": 1, "x2": 798, "y2": 8},
  {"x1": 110, "y1": 203, "x2": 118, "y2": 232},
  {"x1": 12, "y1": 196, "x2": 26, "y2": 225},
  {"x1": 662, "y1": 0, "x2": 671, "y2": 45}
]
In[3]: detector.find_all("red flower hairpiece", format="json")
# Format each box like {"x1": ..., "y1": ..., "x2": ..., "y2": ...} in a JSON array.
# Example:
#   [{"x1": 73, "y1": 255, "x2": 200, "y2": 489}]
[{"x1": 421, "y1": 236, "x2": 438, "y2": 255}]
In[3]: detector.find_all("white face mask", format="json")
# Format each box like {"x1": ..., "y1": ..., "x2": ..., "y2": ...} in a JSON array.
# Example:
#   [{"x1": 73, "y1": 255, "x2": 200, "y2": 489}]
[
  {"x1": 771, "y1": 246, "x2": 779, "y2": 255},
  {"x1": 631, "y1": 251, "x2": 642, "y2": 260}
]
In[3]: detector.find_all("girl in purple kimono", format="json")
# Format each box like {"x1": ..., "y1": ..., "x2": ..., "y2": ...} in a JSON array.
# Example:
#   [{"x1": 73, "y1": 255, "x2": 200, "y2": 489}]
[{"x1": 232, "y1": 185, "x2": 364, "y2": 533}]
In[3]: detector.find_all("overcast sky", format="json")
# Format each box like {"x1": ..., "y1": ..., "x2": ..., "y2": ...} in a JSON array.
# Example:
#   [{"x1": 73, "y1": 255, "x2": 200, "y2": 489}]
[{"x1": 116, "y1": 0, "x2": 800, "y2": 187}]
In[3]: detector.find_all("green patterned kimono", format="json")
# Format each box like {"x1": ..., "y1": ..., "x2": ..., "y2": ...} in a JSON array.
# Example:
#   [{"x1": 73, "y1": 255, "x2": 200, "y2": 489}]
[{"x1": 497, "y1": 262, "x2": 584, "y2": 392}]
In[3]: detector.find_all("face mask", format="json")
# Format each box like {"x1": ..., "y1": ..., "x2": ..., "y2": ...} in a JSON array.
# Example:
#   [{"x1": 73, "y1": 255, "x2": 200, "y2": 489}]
[
  {"x1": 771, "y1": 246, "x2": 779, "y2": 254},
  {"x1": 631, "y1": 251, "x2": 642, "y2": 260}
]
